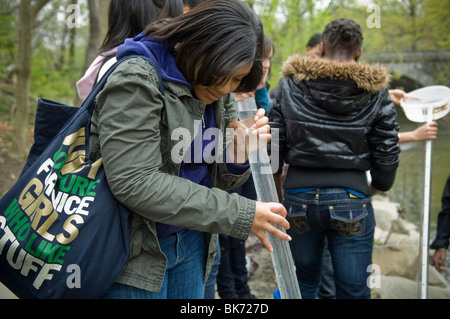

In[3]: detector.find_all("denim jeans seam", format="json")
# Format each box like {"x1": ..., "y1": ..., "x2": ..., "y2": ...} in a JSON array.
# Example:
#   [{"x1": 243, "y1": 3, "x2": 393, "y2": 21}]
[{"x1": 285, "y1": 191, "x2": 375, "y2": 299}]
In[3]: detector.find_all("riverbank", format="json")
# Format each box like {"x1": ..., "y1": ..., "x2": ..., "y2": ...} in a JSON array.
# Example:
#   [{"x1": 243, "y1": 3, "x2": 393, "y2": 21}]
[
  {"x1": 371, "y1": 193, "x2": 450, "y2": 298},
  {"x1": 247, "y1": 193, "x2": 450, "y2": 299}
]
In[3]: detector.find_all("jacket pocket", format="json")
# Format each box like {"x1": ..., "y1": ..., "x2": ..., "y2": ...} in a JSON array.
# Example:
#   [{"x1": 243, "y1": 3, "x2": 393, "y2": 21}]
[
  {"x1": 329, "y1": 203, "x2": 368, "y2": 237},
  {"x1": 286, "y1": 203, "x2": 310, "y2": 235}
]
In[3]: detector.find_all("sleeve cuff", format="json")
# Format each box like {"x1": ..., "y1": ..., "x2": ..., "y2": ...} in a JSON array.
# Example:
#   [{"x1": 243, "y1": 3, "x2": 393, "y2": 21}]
[{"x1": 225, "y1": 147, "x2": 250, "y2": 175}]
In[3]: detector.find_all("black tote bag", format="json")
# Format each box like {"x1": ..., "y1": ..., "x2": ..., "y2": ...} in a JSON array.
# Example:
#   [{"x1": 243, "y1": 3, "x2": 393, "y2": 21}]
[{"x1": 0, "y1": 55, "x2": 163, "y2": 298}]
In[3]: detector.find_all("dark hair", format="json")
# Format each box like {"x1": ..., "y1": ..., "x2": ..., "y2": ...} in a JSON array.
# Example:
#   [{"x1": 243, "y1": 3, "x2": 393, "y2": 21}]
[
  {"x1": 263, "y1": 35, "x2": 274, "y2": 60},
  {"x1": 159, "y1": 0, "x2": 184, "y2": 19},
  {"x1": 145, "y1": 0, "x2": 264, "y2": 92},
  {"x1": 322, "y1": 18, "x2": 363, "y2": 56},
  {"x1": 262, "y1": 35, "x2": 274, "y2": 80},
  {"x1": 183, "y1": 0, "x2": 208, "y2": 8},
  {"x1": 306, "y1": 33, "x2": 322, "y2": 48},
  {"x1": 100, "y1": 0, "x2": 158, "y2": 54}
]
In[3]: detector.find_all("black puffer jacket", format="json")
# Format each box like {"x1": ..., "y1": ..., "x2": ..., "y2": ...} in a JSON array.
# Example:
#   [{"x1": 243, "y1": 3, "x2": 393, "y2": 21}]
[{"x1": 269, "y1": 54, "x2": 400, "y2": 195}]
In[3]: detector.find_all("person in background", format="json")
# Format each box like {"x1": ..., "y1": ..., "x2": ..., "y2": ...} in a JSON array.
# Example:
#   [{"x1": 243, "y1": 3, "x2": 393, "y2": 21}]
[
  {"x1": 317, "y1": 87, "x2": 439, "y2": 299},
  {"x1": 158, "y1": 0, "x2": 184, "y2": 18},
  {"x1": 94, "y1": 0, "x2": 290, "y2": 299},
  {"x1": 76, "y1": 0, "x2": 182, "y2": 102},
  {"x1": 431, "y1": 175, "x2": 450, "y2": 274},
  {"x1": 299, "y1": 32, "x2": 439, "y2": 299},
  {"x1": 253, "y1": 35, "x2": 274, "y2": 114},
  {"x1": 305, "y1": 33, "x2": 322, "y2": 59},
  {"x1": 269, "y1": 18, "x2": 400, "y2": 299},
  {"x1": 302, "y1": 33, "x2": 335, "y2": 299},
  {"x1": 303, "y1": 33, "x2": 439, "y2": 143},
  {"x1": 182, "y1": 0, "x2": 209, "y2": 13},
  {"x1": 160, "y1": 0, "x2": 209, "y2": 17},
  {"x1": 390, "y1": 89, "x2": 439, "y2": 143}
]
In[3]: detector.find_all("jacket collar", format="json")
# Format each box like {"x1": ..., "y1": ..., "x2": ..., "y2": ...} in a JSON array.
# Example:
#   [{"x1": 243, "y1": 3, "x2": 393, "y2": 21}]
[{"x1": 282, "y1": 53, "x2": 390, "y2": 93}]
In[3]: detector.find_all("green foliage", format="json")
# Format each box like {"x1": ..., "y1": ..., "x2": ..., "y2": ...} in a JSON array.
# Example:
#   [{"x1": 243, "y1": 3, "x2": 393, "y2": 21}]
[
  {"x1": 30, "y1": 46, "x2": 84, "y2": 105},
  {"x1": 423, "y1": 0, "x2": 450, "y2": 49},
  {"x1": 0, "y1": 0, "x2": 449, "y2": 117},
  {"x1": 244, "y1": 0, "x2": 450, "y2": 88},
  {"x1": 0, "y1": 9, "x2": 17, "y2": 122}
]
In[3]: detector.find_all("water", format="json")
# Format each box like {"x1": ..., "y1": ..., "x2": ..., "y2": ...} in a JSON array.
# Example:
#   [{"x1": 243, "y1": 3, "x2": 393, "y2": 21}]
[
  {"x1": 388, "y1": 106, "x2": 450, "y2": 283},
  {"x1": 235, "y1": 98, "x2": 302, "y2": 299}
]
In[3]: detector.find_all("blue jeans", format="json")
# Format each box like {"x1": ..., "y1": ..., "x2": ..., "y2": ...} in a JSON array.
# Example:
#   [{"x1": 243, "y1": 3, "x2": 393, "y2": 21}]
[
  {"x1": 204, "y1": 241, "x2": 221, "y2": 299},
  {"x1": 216, "y1": 235, "x2": 250, "y2": 299},
  {"x1": 317, "y1": 237, "x2": 336, "y2": 299},
  {"x1": 283, "y1": 188, "x2": 375, "y2": 299},
  {"x1": 101, "y1": 229, "x2": 206, "y2": 299}
]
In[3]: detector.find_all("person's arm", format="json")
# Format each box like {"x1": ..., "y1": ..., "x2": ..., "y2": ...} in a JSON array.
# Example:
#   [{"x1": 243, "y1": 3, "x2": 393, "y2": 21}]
[
  {"x1": 96, "y1": 58, "x2": 290, "y2": 250},
  {"x1": 431, "y1": 176, "x2": 450, "y2": 272},
  {"x1": 388, "y1": 89, "x2": 407, "y2": 105},
  {"x1": 432, "y1": 249, "x2": 447, "y2": 273},
  {"x1": 398, "y1": 122, "x2": 438, "y2": 143},
  {"x1": 96, "y1": 58, "x2": 254, "y2": 239},
  {"x1": 210, "y1": 93, "x2": 253, "y2": 191},
  {"x1": 368, "y1": 89, "x2": 401, "y2": 192}
]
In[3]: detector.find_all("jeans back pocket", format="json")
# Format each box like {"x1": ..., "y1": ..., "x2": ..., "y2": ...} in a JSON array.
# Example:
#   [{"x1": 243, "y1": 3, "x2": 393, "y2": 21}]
[
  {"x1": 329, "y1": 203, "x2": 368, "y2": 237},
  {"x1": 286, "y1": 203, "x2": 310, "y2": 235}
]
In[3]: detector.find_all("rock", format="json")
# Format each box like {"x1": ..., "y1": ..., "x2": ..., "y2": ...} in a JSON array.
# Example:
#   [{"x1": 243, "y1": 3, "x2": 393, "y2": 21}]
[
  {"x1": 373, "y1": 275, "x2": 450, "y2": 299},
  {"x1": 248, "y1": 248, "x2": 277, "y2": 299},
  {"x1": 246, "y1": 196, "x2": 450, "y2": 299},
  {"x1": 373, "y1": 245, "x2": 419, "y2": 280},
  {"x1": 385, "y1": 231, "x2": 420, "y2": 247},
  {"x1": 391, "y1": 217, "x2": 419, "y2": 235},
  {"x1": 372, "y1": 195, "x2": 400, "y2": 231},
  {"x1": 425, "y1": 259, "x2": 450, "y2": 289}
]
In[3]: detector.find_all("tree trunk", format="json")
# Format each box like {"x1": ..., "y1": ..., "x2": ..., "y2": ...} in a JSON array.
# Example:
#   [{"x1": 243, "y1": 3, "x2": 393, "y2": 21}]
[
  {"x1": 98, "y1": 0, "x2": 110, "y2": 42},
  {"x1": 66, "y1": 0, "x2": 78, "y2": 69},
  {"x1": 74, "y1": 0, "x2": 102, "y2": 106},
  {"x1": 10, "y1": 0, "x2": 51, "y2": 159},
  {"x1": 11, "y1": 0, "x2": 32, "y2": 159}
]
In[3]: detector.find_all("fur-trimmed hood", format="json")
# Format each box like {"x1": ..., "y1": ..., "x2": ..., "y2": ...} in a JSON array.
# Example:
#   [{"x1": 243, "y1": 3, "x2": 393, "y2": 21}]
[{"x1": 282, "y1": 53, "x2": 390, "y2": 93}]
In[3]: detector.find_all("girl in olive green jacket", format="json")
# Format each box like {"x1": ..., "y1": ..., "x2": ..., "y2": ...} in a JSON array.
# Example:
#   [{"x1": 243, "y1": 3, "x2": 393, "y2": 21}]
[{"x1": 91, "y1": 0, "x2": 291, "y2": 299}]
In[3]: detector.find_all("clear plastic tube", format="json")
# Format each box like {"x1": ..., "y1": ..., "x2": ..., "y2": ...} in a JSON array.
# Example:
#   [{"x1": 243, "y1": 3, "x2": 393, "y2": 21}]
[{"x1": 235, "y1": 97, "x2": 301, "y2": 299}]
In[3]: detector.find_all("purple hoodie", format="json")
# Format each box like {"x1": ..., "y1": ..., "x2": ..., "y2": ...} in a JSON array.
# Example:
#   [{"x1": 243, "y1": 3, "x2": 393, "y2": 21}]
[
  {"x1": 117, "y1": 33, "x2": 248, "y2": 237},
  {"x1": 117, "y1": 32, "x2": 193, "y2": 90}
]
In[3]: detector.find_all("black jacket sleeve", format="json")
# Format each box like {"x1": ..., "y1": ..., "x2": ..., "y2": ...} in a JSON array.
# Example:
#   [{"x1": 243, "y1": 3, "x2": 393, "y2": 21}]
[
  {"x1": 431, "y1": 175, "x2": 450, "y2": 250},
  {"x1": 368, "y1": 88, "x2": 400, "y2": 191},
  {"x1": 267, "y1": 82, "x2": 288, "y2": 175}
]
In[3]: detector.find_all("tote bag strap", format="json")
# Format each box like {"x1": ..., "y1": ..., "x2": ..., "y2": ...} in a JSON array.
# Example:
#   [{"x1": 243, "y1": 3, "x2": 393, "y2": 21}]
[{"x1": 83, "y1": 55, "x2": 165, "y2": 114}]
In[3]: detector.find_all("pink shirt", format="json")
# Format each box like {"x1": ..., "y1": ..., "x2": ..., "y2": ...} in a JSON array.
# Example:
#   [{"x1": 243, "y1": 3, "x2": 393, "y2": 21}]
[{"x1": 76, "y1": 48, "x2": 118, "y2": 101}]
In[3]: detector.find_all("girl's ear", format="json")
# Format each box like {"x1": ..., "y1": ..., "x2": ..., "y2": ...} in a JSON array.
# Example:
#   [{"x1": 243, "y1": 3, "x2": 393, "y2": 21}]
[{"x1": 354, "y1": 48, "x2": 362, "y2": 62}]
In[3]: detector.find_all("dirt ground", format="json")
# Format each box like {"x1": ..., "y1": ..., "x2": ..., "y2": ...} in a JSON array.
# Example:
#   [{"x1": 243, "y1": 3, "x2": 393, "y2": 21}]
[
  {"x1": 247, "y1": 249, "x2": 278, "y2": 299},
  {"x1": 0, "y1": 121, "x2": 33, "y2": 197}
]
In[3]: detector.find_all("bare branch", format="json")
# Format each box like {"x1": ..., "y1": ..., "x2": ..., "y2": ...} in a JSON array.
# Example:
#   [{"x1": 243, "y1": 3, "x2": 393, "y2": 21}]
[{"x1": 31, "y1": 0, "x2": 51, "y2": 19}]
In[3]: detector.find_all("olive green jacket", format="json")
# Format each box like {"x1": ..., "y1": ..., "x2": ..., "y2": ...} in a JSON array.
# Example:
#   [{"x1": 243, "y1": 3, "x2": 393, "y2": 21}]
[{"x1": 90, "y1": 57, "x2": 255, "y2": 292}]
